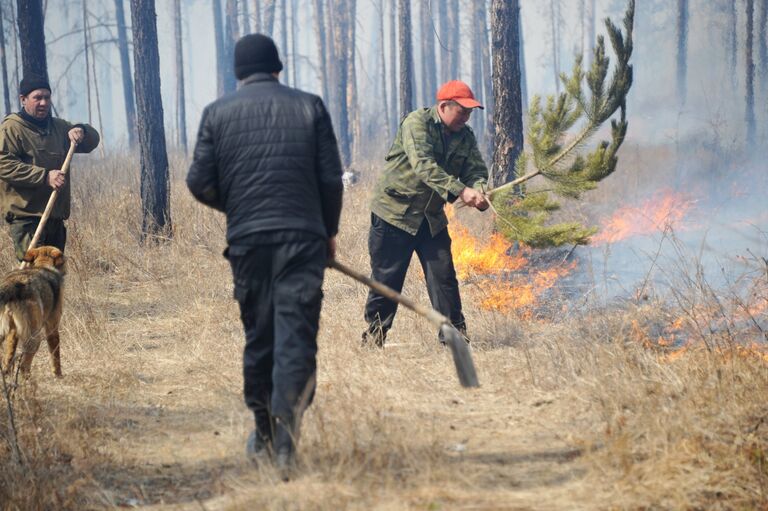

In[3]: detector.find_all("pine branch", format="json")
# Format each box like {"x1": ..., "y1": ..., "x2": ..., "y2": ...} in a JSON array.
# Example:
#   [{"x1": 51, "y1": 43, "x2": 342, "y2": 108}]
[{"x1": 488, "y1": 0, "x2": 635, "y2": 248}]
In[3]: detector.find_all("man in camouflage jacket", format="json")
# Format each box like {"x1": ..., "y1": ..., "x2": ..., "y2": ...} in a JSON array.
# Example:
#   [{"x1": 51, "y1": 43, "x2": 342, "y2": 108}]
[
  {"x1": 364, "y1": 80, "x2": 489, "y2": 346},
  {"x1": 0, "y1": 75, "x2": 100, "y2": 260}
]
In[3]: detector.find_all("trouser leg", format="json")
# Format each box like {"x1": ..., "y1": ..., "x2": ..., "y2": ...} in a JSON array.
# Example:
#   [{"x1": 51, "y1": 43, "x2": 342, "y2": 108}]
[
  {"x1": 231, "y1": 250, "x2": 275, "y2": 441},
  {"x1": 271, "y1": 240, "x2": 325, "y2": 451},
  {"x1": 363, "y1": 214, "x2": 417, "y2": 340},
  {"x1": 415, "y1": 226, "x2": 466, "y2": 337}
]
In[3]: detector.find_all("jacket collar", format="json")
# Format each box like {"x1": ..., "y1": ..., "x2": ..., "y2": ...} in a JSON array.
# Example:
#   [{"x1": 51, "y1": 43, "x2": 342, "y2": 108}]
[{"x1": 241, "y1": 73, "x2": 279, "y2": 86}]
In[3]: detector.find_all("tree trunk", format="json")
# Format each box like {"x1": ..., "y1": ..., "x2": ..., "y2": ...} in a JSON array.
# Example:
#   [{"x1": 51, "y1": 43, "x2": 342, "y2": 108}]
[
  {"x1": 519, "y1": 9, "x2": 528, "y2": 112},
  {"x1": 746, "y1": 0, "x2": 756, "y2": 146},
  {"x1": 130, "y1": 0, "x2": 172, "y2": 238},
  {"x1": 759, "y1": 0, "x2": 767, "y2": 105},
  {"x1": 16, "y1": 0, "x2": 48, "y2": 79},
  {"x1": 114, "y1": 0, "x2": 137, "y2": 148},
  {"x1": 676, "y1": 0, "x2": 688, "y2": 105},
  {"x1": 252, "y1": 0, "x2": 261, "y2": 33},
  {"x1": 85, "y1": 1, "x2": 106, "y2": 156},
  {"x1": 389, "y1": 0, "x2": 398, "y2": 132},
  {"x1": 0, "y1": 6, "x2": 11, "y2": 115},
  {"x1": 242, "y1": 0, "x2": 251, "y2": 34},
  {"x1": 549, "y1": 0, "x2": 560, "y2": 94},
  {"x1": 376, "y1": 0, "x2": 390, "y2": 135},
  {"x1": 347, "y1": 0, "x2": 359, "y2": 163},
  {"x1": 420, "y1": 0, "x2": 437, "y2": 107},
  {"x1": 312, "y1": 0, "x2": 329, "y2": 101},
  {"x1": 279, "y1": 0, "x2": 288, "y2": 84},
  {"x1": 213, "y1": 0, "x2": 226, "y2": 96},
  {"x1": 438, "y1": 0, "x2": 449, "y2": 83},
  {"x1": 290, "y1": 0, "x2": 298, "y2": 87},
  {"x1": 579, "y1": 0, "x2": 585, "y2": 58},
  {"x1": 470, "y1": 0, "x2": 484, "y2": 139},
  {"x1": 224, "y1": 0, "x2": 238, "y2": 93},
  {"x1": 481, "y1": 0, "x2": 494, "y2": 161},
  {"x1": 729, "y1": 0, "x2": 738, "y2": 85},
  {"x1": 329, "y1": 0, "x2": 350, "y2": 166},
  {"x1": 448, "y1": 0, "x2": 459, "y2": 79},
  {"x1": 586, "y1": 0, "x2": 595, "y2": 66},
  {"x1": 398, "y1": 0, "x2": 413, "y2": 118},
  {"x1": 263, "y1": 0, "x2": 276, "y2": 36},
  {"x1": 174, "y1": 0, "x2": 187, "y2": 152},
  {"x1": 83, "y1": 0, "x2": 92, "y2": 124},
  {"x1": 490, "y1": 0, "x2": 524, "y2": 186}
]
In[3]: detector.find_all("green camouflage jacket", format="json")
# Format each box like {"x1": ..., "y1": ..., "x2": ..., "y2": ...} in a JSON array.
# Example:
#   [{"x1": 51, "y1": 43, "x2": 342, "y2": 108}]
[
  {"x1": 0, "y1": 113, "x2": 99, "y2": 220},
  {"x1": 371, "y1": 106, "x2": 488, "y2": 236}
]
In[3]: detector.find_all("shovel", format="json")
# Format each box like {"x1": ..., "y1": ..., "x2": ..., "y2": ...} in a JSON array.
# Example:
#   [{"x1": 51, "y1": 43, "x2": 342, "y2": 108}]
[
  {"x1": 19, "y1": 141, "x2": 77, "y2": 269},
  {"x1": 329, "y1": 259, "x2": 479, "y2": 388}
]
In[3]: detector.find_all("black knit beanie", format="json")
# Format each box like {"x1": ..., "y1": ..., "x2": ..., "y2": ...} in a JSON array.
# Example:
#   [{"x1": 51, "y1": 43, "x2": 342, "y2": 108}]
[
  {"x1": 234, "y1": 34, "x2": 283, "y2": 80},
  {"x1": 19, "y1": 75, "x2": 51, "y2": 96}
]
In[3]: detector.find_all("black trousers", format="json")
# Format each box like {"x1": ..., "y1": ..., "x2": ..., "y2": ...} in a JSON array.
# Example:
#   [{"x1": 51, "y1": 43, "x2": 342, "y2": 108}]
[
  {"x1": 364, "y1": 213, "x2": 465, "y2": 337},
  {"x1": 228, "y1": 238, "x2": 325, "y2": 436}
]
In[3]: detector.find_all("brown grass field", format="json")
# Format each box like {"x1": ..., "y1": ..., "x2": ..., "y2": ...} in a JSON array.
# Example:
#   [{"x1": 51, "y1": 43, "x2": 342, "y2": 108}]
[{"x1": 0, "y1": 151, "x2": 766, "y2": 510}]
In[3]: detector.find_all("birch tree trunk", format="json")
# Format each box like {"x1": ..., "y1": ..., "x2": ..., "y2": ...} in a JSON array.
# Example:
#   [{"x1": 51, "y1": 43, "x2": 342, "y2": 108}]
[
  {"x1": 114, "y1": 0, "x2": 137, "y2": 148},
  {"x1": 676, "y1": 0, "x2": 688, "y2": 105},
  {"x1": 0, "y1": 6, "x2": 11, "y2": 115},
  {"x1": 398, "y1": 0, "x2": 413, "y2": 118},
  {"x1": 130, "y1": 0, "x2": 172, "y2": 238},
  {"x1": 491, "y1": 0, "x2": 524, "y2": 185},
  {"x1": 174, "y1": 0, "x2": 187, "y2": 152},
  {"x1": 16, "y1": 0, "x2": 48, "y2": 79}
]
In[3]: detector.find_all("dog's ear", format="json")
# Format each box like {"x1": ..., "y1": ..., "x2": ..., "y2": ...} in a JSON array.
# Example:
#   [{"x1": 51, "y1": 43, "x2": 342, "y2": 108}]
[
  {"x1": 53, "y1": 251, "x2": 65, "y2": 268},
  {"x1": 22, "y1": 248, "x2": 37, "y2": 263}
]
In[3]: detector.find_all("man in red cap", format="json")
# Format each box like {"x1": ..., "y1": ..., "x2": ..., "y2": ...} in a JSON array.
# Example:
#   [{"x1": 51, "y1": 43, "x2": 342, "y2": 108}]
[{"x1": 363, "y1": 80, "x2": 489, "y2": 347}]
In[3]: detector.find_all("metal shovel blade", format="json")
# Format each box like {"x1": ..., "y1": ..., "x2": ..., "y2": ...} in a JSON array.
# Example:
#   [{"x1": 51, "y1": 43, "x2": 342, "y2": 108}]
[{"x1": 440, "y1": 324, "x2": 479, "y2": 388}]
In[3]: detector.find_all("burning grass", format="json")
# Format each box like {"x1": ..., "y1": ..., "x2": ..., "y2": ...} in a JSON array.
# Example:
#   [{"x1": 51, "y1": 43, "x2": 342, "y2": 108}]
[{"x1": 0, "y1": 153, "x2": 766, "y2": 510}]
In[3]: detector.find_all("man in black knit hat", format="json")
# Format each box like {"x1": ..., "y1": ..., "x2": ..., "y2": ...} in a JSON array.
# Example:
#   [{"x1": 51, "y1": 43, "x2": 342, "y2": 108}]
[
  {"x1": 187, "y1": 34, "x2": 343, "y2": 479},
  {"x1": 0, "y1": 75, "x2": 100, "y2": 260}
]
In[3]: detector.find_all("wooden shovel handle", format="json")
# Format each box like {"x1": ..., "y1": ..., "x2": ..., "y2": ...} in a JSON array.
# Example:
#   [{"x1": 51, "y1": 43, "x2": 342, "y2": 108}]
[
  {"x1": 328, "y1": 259, "x2": 449, "y2": 329},
  {"x1": 19, "y1": 141, "x2": 77, "y2": 268}
]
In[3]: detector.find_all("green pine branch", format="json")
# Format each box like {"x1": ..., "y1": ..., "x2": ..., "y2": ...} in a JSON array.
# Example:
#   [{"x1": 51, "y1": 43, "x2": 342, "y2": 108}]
[{"x1": 489, "y1": 0, "x2": 634, "y2": 249}]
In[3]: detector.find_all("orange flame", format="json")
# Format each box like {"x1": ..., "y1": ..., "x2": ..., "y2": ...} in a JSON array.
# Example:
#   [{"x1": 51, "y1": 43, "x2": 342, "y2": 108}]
[
  {"x1": 593, "y1": 189, "x2": 695, "y2": 244},
  {"x1": 446, "y1": 206, "x2": 574, "y2": 315}
]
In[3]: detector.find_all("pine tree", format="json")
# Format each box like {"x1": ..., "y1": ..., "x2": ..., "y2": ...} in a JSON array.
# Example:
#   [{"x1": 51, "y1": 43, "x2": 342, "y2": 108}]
[{"x1": 489, "y1": 0, "x2": 634, "y2": 248}]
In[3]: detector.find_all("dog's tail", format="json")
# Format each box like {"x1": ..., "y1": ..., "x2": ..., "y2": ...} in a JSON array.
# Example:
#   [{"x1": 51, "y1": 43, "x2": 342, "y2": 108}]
[{"x1": 0, "y1": 281, "x2": 30, "y2": 306}]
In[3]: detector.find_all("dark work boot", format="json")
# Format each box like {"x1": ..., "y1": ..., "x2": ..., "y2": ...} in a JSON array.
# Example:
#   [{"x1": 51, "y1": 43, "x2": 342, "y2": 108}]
[
  {"x1": 246, "y1": 411, "x2": 274, "y2": 466},
  {"x1": 273, "y1": 419, "x2": 296, "y2": 482}
]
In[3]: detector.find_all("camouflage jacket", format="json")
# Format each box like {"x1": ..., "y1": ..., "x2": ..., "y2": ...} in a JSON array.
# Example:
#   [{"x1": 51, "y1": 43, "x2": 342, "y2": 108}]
[
  {"x1": 370, "y1": 106, "x2": 488, "y2": 236},
  {"x1": 0, "y1": 113, "x2": 99, "y2": 220}
]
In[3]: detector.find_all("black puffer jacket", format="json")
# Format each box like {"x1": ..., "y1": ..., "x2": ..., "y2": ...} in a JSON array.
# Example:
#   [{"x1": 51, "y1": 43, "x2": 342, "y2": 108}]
[{"x1": 187, "y1": 73, "x2": 343, "y2": 242}]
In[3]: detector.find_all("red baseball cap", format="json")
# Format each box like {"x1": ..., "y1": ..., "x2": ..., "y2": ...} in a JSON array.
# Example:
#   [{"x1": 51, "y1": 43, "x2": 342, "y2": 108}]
[{"x1": 436, "y1": 80, "x2": 483, "y2": 109}]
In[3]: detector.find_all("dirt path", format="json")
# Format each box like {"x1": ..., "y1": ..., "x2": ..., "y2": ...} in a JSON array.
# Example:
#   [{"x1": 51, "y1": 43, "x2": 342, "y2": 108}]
[{"x1": 30, "y1": 266, "x2": 599, "y2": 511}]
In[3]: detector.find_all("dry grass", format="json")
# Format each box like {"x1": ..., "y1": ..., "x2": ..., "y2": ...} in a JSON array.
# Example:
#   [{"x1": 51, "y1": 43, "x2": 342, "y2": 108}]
[{"x1": 0, "y1": 151, "x2": 766, "y2": 510}]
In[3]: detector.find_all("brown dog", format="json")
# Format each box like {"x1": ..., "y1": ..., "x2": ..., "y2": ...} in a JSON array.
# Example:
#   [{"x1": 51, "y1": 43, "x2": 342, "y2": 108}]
[{"x1": 0, "y1": 246, "x2": 66, "y2": 378}]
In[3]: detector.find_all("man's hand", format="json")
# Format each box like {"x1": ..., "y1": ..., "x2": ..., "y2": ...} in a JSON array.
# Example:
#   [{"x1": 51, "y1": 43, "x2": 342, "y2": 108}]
[
  {"x1": 327, "y1": 236, "x2": 337, "y2": 263},
  {"x1": 47, "y1": 170, "x2": 66, "y2": 191},
  {"x1": 459, "y1": 187, "x2": 489, "y2": 211},
  {"x1": 67, "y1": 127, "x2": 85, "y2": 145}
]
